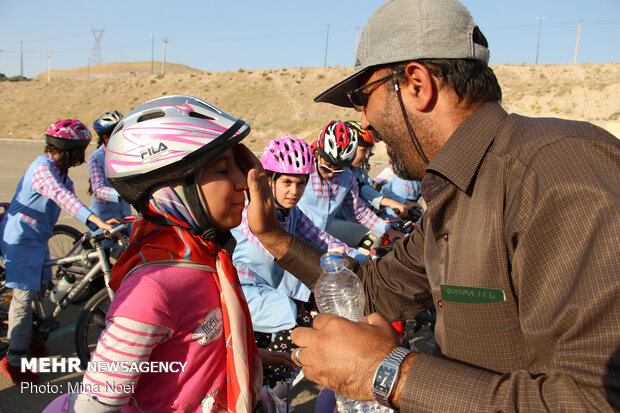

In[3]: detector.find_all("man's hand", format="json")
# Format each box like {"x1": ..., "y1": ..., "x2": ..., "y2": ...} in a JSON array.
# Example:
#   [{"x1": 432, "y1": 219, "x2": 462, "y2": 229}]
[
  {"x1": 290, "y1": 313, "x2": 401, "y2": 401},
  {"x1": 239, "y1": 144, "x2": 293, "y2": 259}
]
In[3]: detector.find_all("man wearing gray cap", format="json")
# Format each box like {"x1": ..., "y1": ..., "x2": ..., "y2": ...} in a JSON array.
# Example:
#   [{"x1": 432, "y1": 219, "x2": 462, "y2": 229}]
[{"x1": 244, "y1": 0, "x2": 620, "y2": 411}]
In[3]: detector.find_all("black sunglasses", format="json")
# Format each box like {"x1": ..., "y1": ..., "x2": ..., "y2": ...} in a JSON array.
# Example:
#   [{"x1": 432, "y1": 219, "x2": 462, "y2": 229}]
[{"x1": 347, "y1": 71, "x2": 397, "y2": 112}]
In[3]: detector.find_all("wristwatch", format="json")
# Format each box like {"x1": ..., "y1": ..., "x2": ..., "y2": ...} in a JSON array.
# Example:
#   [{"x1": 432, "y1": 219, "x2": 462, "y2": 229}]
[{"x1": 372, "y1": 347, "x2": 413, "y2": 410}]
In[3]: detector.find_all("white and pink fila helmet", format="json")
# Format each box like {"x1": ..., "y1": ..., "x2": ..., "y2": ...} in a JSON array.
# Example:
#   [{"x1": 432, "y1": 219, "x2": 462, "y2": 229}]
[{"x1": 105, "y1": 95, "x2": 250, "y2": 208}]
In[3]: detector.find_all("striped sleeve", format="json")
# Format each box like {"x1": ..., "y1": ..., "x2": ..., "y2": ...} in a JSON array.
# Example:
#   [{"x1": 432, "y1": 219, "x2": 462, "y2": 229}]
[
  {"x1": 295, "y1": 210, "x2": 366, "y2": 263},
  {"x1": 80, "y1": 316, "x2": 171, "y2": 407},
  {"x1": 239, "y1": 210, "x2": 275, "y2": 260},
  {"x1": 31, "y1": 161, "x2": 92, "y2": 223},
  {"x1": 87, "y1": 154, "x2": 119, "y2": 203},
  {"x1": 343, "y1": 172, "x2": 389, "y2": 236}
]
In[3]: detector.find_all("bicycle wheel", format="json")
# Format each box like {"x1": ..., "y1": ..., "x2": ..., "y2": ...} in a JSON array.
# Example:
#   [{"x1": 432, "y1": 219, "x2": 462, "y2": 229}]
[
  {"x1": 74, "y1": 288, "x2": 110, "y2": 369},
  {"x1": 0, "y1": 262, "x2": 9, "y2": 338},
  {"x1": 48, "y1": 224, "x2": 100, "y2": 304},
  {"x1": 49, "y1": 224, "x2": 83, "y2": 261}
]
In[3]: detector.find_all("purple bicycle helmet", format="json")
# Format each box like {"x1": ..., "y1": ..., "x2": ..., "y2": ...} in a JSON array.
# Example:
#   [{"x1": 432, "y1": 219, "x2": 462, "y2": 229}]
[
  {"x1": 105, "y1": 95, "x2": 250, "y2": 208},
  {"x1": 45, "y1": 119, "x2": 91, "y2": 150},
  {"x1": 261, "y1": 136, "x2": 315, "y2": 175}
]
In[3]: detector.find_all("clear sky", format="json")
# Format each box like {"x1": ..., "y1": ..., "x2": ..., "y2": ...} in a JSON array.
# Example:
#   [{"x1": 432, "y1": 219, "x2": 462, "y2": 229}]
[{"x1": 1, "y1": 0, "x2": 619, "y2": 78}]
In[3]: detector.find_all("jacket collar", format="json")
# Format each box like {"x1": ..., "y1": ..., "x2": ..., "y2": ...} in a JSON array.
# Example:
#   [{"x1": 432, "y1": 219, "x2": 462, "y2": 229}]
[{"x1": 424, "y1": 102, "x2": 508, "y2": 197}]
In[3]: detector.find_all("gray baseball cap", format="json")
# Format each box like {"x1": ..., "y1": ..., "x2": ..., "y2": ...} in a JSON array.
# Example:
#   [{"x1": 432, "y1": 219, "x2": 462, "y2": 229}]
[{"x1": 315, "y1": 0, "x2": 490, "y2": 107}]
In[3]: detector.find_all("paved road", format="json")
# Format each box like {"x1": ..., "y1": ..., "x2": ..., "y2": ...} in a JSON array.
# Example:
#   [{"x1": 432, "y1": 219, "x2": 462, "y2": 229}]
[{"x1": 0, "y1": 141, "x2": 322, "y2": 413}]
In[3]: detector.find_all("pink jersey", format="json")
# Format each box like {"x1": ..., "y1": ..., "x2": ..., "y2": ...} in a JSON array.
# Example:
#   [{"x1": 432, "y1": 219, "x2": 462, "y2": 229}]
[{"x1": 103, "y1": 264, "x2": 228, "y2": 412}]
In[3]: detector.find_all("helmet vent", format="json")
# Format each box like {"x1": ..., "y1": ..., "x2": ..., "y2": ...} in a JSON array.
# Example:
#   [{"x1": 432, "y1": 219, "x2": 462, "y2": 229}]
[
  {"x1": 138, "y1": 111, "x2": 165, "y2": 123},
  {"x1": 189, "y1": 112, "x2": 215, "y2": 120}
]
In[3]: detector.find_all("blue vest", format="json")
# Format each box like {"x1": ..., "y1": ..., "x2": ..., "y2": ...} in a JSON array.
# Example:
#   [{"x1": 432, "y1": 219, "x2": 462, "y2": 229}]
[
  {"x1": 89, "y1": 145, "x2": 132, "y2": 220},
  {"x1": 297, "y1": 170, "x2": 354, "y2": 233},
  {"x1": 231, "y1": 206, "x2": 311, "y2": 333},
  {"x1": 1, "y1": 156, "x2": 72, "y2": 290},
  {"x1": 381, "y1": 176, "x2": 422, "y2": 218},
  {"x1": 385, "y1": 175, "x2": 421, "y2": 202}
]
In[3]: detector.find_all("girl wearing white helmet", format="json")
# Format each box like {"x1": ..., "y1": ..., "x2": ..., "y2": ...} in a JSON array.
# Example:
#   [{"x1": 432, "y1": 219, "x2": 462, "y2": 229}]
[
  {"x1": 87, "y1": 110, "x2": 133, "y2": 248},
  {"x1": 65, "y1": 96, "x2": 282, "y2": 412},
  {"x1": 297, "y1": 121, "x2": 403, "y2": 249},
  {"x1": 231, "y1": 136, "x2": 366, "y2": 386},
  {"x1": 344, "y1": 121, "x2": 411, "y2": 219},
  {"x1": 0, "y1": 119, "x2": 117, "y2": 386}
]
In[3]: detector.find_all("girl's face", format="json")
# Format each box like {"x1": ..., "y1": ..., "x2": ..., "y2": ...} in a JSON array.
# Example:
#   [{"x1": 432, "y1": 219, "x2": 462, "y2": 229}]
[
  {"x1": 271, "y1": 174, "x2": 308, "y2": 209},
  {"x1": 351, "y1": 145, "x2": 373, "y2": 168},
  {"x1": 199, "y1": 147, "x2": 248, "y2": 230}
]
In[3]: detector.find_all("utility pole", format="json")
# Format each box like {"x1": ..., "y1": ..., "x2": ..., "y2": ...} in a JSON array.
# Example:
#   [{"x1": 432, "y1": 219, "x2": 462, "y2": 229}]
[
  {"x1": 90, "y1": 27, "x2": 104, "y2": 65},
  {"x1": 355, "y1": 26, "x2": 360, "y2": 53},
  {"x1": 150, "y1": 33, "x2": 156, "y2": 74},
  {"x1": 19, "y1": 41, "x2": 23, "y2": 77},
  {"x1": 47, "y1": 52, "x2": 51, "y2": 82},
  {"x1": 161, "y1": 38, "x2": 168, "y2": 75},
  {"x1": 323, "y1": 24, "x2": 330, "y2": 67},
  {"x1": 573, "y1": 20, "x2": 582, "y2": 64},
  {"x1": 535, "y1": 17, "x2": 546, "y2": 64}
]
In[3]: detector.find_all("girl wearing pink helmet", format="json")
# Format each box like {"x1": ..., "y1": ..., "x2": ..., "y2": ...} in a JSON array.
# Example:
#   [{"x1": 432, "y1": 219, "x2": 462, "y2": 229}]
[
  {"x1": 0, "y1": 119, "x2": 118, "y2": 385},
  {"x1": 231, "y1": 136, "x2": 366, "y2": 387}
]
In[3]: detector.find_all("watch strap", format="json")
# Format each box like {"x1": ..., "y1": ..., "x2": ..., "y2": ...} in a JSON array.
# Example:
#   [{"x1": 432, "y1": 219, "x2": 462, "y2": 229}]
[{"x1": 372, "y1": 346, "x2": 413, "y2": 410}]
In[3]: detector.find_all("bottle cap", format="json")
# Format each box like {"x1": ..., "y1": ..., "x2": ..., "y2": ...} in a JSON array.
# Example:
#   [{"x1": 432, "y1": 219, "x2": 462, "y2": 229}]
[{"x1": 328, "y1": 241, "x2": 347, "y2": 253}]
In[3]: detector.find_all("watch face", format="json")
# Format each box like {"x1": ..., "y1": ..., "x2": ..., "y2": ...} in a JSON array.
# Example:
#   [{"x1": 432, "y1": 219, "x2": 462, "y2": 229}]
[{"x1": 374, "y1": 364, "x2": 396, "y2": 395}]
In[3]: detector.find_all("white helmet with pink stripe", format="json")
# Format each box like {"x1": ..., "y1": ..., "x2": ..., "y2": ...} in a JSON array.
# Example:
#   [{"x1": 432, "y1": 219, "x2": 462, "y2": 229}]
[{"x1": 105, "y1": 95, "x2": 250, "y2": 207}]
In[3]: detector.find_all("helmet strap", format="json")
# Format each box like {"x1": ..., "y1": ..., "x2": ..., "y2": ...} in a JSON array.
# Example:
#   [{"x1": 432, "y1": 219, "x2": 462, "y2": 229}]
[
  {"x1": 184, "y1": 174, "x2": 219, "y2": 241},
  {"x1": 140, "y1": 212, "x2": 235, "y2": 252},
  {"x1": 268, "y1": 172, "x2": 291, "y2": 219}
]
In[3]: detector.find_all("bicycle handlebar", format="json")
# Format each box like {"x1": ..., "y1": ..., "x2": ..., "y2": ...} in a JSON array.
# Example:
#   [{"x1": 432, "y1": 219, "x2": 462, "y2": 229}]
[
  {"x1": 102, "y1": 222, "x2": 131, "y2": 238},
  {"x1": 397, "y1": 207, "x2": 424, "y2": 232}
]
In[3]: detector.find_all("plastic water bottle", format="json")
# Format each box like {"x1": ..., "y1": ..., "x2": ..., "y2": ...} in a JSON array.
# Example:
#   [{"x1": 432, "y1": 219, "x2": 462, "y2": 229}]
[
  {"x1": 49, "y1": 273, "x2": 76, "y2": 303},
  {"x1": 315, "y1": 251, "x2": 364, "y2": 322},
  {"x1": 41, "y1": 273, "x2": 76, "y2": 318},
  {"x1": 315, "y1": 251, "x2": 392, "y2": 412}
]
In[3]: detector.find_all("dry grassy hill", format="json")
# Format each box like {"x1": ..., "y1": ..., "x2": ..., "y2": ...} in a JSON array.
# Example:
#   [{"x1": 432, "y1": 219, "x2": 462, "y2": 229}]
[{"x1": 1, "y1": 61, "x2": 619, "y2": 161}]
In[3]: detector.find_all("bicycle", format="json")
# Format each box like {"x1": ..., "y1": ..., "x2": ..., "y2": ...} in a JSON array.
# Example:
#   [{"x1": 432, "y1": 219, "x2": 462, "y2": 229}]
[
  {"x1": 5, "y1": 222, "x2": 130, "y2": 364},
  {"x1": 355, "y1": 206, "x2": 423, "y2": 254},
  {"x1": 1, "y1": 205, "x2": 85, "y2": 337},
  {"x1": 72, "y1": 218, "x2": 135, "y2": 368}
]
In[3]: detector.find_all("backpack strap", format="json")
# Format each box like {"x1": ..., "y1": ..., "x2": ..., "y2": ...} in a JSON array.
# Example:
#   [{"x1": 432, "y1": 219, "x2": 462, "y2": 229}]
[{"x1": 119, "y1": 259, "x2": 215, "y2": 288}]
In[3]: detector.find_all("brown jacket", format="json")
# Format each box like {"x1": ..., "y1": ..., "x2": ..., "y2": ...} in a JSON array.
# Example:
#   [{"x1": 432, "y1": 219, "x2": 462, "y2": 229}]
[{"x1": 278, "y1": 102, "x2": 620, "y2": 411}]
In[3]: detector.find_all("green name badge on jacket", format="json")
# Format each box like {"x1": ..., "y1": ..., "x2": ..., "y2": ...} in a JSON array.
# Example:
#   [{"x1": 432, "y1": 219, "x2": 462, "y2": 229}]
[{"x1": 440, "y1": 285, "x2": 506, "y2": 303}]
